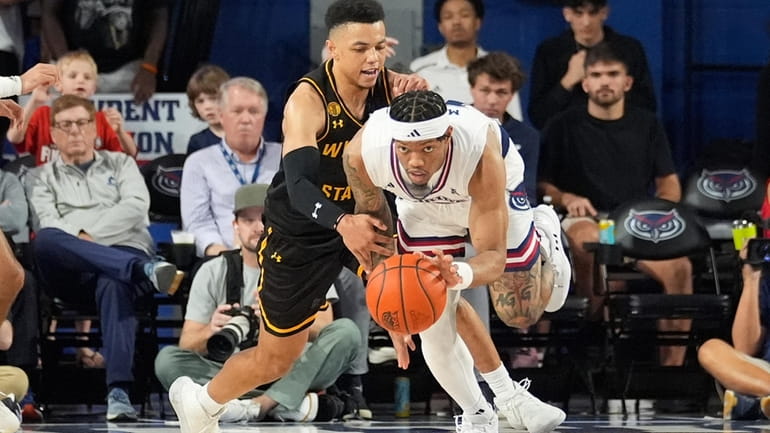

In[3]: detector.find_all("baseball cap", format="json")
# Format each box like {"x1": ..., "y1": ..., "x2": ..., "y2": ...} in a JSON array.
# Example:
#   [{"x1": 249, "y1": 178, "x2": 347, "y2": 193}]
[{"x1": 233, "y1": 183, "x2": 269, "y2": 214}]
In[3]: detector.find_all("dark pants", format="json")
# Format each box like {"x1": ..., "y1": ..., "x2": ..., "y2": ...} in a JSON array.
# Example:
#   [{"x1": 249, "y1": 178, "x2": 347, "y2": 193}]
[
  {"x1": 33, "y1": 228, "x2": 153, "y2": 387},
  {"x1": 4, "y1": 270, "x2": 38, "y2": 370}
]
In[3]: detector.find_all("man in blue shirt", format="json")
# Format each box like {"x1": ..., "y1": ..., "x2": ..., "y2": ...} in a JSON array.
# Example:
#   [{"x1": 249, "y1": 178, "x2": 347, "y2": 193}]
[{"x1": 180, "y1": 77, "x2": 281, "y2": 257}]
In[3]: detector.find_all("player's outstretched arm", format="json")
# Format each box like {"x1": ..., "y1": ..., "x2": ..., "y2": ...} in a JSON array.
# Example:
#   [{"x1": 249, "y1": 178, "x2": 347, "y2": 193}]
[
  {"x1": 465, "y1": 127, "x2": 509, "y2": 286},
  {"x1": 342, "y1": 127, "x2": 395, "y2": 271}
]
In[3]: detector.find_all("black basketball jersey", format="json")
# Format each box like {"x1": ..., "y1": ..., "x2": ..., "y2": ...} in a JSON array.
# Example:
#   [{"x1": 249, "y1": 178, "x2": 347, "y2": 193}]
[{"x1": 264, "y1": 60, "x2": 392, "y2": 241}]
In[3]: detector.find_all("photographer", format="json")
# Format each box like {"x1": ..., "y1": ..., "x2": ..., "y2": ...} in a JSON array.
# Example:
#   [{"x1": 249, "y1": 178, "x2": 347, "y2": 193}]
[
  {"x1": 154, "y1": 183, "x2": 360, "y2": 423},
  {"x1": 698, "y1": 240, "x2": 770, "y2": 420}
]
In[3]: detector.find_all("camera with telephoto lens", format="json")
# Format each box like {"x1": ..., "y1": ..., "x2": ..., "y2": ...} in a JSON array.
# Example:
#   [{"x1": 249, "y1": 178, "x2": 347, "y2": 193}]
[
  {"x1": 746, "y1": 238, "x2": 770, "y2": 267},
  {"x1": 206, "y1": 305, "x2": 259, "y2": 362}
]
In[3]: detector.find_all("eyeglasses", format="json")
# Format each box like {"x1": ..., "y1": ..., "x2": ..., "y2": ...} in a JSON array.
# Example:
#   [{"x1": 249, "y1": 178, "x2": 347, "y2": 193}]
[{"x1": 53, "y1": 118, "x2": 94, "y2": 133}]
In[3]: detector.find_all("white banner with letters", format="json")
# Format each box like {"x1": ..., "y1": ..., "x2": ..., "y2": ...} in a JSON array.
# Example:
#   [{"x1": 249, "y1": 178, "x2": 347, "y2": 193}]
[{"x1": 92, "y1": 93, "x2": 207, "y2": 161}]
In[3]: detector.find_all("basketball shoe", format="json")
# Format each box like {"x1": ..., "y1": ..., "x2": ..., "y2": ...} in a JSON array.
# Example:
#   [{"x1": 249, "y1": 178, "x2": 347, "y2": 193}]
[
  {"x1": 169, "y1": 376, "x2": 224, "y2": 433},
  {"x1": 723, "y1": 389, "x2": 761, "y2": 420},
  {"x1": 219, "y1": 399, "x2": 263, "y2": 423},
  {"x1": 495, "y1": 378, "x2": 566, "y2": 433},
  {"x1": 0, "y1": 393, "x2": 20, "y2": 433},
  {"x1": 533, "y1": 204, "x2": 572, "y2": 312},
  {"x1": 454, "y1": 409, "x2": 498, "y2": 433}
]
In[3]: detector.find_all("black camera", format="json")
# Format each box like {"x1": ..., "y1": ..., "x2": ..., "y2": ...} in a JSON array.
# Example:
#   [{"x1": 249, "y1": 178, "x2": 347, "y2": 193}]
[
  {"x1": 206, "y1": 306, "x2": 259, "y2": 362},
  {"x1": 746, "y1": 238, "x2": 770, "y2": 267}
]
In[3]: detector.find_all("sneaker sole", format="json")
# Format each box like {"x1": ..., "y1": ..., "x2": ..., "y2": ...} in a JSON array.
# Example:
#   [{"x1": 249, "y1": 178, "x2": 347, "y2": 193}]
[
  {"x1": 526, "y1": 408, "x2": 566, "y2": 433},
  {"x1": 106, "y1": 411, "x2": 138, "y2": 422},
  {"x1": 153, "y1": 263, "x2": 178, "y2": 294},
  {"x1": 723, "y1": 389, "x2": 737, "y2": 420},
  {"x1": 536, "y1": 205, "x2": 571, "y2": 312}
]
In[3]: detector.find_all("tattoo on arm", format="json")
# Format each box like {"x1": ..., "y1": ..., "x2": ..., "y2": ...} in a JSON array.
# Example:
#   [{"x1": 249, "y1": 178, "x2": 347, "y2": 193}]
[{"x1": 343, "y1": 151, "x2": 395, "y2": 266}]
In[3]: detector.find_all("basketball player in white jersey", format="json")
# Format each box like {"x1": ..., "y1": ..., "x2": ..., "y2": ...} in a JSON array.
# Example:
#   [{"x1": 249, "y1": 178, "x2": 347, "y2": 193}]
[{"x1": 343, "y1": 90, "x2": 569, "y2": 433}]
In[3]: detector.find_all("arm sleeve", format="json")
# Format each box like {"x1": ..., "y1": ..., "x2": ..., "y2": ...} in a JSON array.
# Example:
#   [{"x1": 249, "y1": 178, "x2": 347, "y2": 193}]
[
  {"x1": 86, "y1": 155, "x2": 151, "y2": 238},
  {"x1": 0, "y1": 76, "x2": 21, "y2": 98},
  {"x1": 180, "y1": 154, "x2": 225, "y2": 256},
  {"x1": 284, "y1": 146, "x2": 347, "y2": 230}
]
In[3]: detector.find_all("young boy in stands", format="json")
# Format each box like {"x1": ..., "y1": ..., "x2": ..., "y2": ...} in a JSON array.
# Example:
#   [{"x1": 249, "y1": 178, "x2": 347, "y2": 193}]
[
  {"x1": 7, "y1": 50, "x2": 137, "y2": 165},
  {"x1": 185, "y1": 64, "x2": 230, "y2": 155}
]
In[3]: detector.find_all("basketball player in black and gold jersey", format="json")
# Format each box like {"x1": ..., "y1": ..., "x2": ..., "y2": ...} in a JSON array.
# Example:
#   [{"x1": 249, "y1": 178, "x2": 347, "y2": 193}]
[{"x1": 168, "y1": 1, "x2": 426, "y2": 431}]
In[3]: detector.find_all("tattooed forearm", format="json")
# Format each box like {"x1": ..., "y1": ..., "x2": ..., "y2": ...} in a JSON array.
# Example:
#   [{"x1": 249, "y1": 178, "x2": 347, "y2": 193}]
[{"x1": 343, "y1": 150, "x2": 395, "y2": 266}]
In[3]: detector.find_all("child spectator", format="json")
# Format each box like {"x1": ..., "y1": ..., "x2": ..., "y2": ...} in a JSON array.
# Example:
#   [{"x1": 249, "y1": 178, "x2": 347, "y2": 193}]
[
  {"x1": 6, "y1": 50, "x2": 137, "y2": 165},
  {"x1": 185, "y1": 64, "x2": 230, "y2": 155}
]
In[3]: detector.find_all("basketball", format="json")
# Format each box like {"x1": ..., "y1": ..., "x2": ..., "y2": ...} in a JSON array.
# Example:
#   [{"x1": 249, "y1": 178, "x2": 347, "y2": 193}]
[{"x1": 366, "y1": 253, "x2": 447, "y2": 334}]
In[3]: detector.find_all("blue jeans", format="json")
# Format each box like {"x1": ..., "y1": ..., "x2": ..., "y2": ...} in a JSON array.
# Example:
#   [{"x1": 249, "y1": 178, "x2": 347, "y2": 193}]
[{"x1": 33, "y1": 228, "x2": 153, "y2": 387}]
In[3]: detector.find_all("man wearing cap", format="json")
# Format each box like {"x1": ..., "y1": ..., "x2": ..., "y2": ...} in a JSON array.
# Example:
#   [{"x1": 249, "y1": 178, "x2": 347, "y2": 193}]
[{"x1": 155, "y1": 183, "x2": 360, "y2": 423}]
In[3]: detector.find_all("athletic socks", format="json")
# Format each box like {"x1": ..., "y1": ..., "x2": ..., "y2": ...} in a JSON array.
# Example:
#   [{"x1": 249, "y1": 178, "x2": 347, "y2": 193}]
[
  {"x1": 198, "y1": 383, "x2": 225, "y2": 416},
  {"x1": 480, "y1": 362, "x2": 516, "y2": 400}
]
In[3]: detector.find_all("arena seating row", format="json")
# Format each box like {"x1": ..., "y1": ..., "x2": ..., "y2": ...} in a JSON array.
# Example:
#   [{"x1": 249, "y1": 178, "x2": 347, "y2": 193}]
[{"x1": 0, "y1": 153, "x2": 764, "y2": 415}]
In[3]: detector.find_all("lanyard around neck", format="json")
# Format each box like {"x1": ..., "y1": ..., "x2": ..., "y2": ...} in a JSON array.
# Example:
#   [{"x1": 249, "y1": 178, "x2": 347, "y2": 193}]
[{"x1": 219, "y1": 141, "x2": 265, "y2": 185}]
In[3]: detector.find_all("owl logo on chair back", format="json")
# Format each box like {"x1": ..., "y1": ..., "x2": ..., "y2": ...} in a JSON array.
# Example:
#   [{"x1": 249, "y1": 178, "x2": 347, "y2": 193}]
[
  {"x1": 623, "y1": 209, "x2": 686, "y2": 244},
  {"x1": 151, "y1": 166, "x2": 183, "y2": 198},
  {"x1": 696, "y1": 169, "x2": 756, "y2": 202}
]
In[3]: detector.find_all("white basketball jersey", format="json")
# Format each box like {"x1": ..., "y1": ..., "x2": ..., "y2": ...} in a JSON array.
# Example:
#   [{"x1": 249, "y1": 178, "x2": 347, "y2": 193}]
[{"x1": 362, "y1": 102, "x2": 525, "y2": 247}]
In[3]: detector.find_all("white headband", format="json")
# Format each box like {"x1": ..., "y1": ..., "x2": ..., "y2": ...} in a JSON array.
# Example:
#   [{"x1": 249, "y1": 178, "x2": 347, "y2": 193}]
[{"x1": 390, "y1": 111, "x2": 450, "y2": 141}]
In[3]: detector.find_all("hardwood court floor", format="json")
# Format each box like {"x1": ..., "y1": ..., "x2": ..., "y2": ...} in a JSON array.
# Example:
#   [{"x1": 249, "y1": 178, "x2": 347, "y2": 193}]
[{"x1": 14, "y1": 412, "x2": 770, "y2": 433}]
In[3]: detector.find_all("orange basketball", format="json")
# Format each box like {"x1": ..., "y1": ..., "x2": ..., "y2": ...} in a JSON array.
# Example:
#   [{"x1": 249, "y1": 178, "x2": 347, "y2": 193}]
[{"x1": 366, "y1": 253, "x2": 447, "y2": 334}]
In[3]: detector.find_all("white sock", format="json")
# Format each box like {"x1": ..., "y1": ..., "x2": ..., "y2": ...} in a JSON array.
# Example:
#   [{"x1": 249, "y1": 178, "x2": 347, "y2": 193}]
[
  {"x1": 480, "y1": 363, "x2": 516, "y2": 400},
  {"x1": 198, "y1": 383, "x2": 224, "y2": 416}
]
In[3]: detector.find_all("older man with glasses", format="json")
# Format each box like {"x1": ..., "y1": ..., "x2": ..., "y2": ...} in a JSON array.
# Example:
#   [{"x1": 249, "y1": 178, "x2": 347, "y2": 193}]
[{"x1": 25, "y1": 94, "x2": 178, "y2": 421}]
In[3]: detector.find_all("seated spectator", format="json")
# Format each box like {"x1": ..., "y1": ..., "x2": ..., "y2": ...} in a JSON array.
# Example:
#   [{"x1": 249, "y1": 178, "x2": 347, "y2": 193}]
[
  {"x1": 185, "y1": 64, "x2": 230, "y2": 156},
  {"x1": 467, "y1": 51, "x2": 538, "y2": 201},
  {"x1": 26, "y1": 94, "x2": 178, "y2": 421},
  {"x1": 409, "y1": 0, "x2": 522, "y2": 120},
  {"x1": 7, "y1": 50, "x2": 139, "y2": 370},
  {"x1": 528, "y1": 0, "x2": 656, "y2": 129},
  {"x1": 155, "y1": 183, "x2": 358, "y2": 423},
  {"x1": 7, "y1": 50, "x2": 137, "y2": 165},
  {"x1": 180, "y1": 77, "x2": 281, "y2": 258},
  {"x1": 41, "y1": 0, "x2": 169, "y2": 104},
  {"x1": 698, "y1": 246, "x2": 770, "y2": 420},
  {"x1": 538, "y1": 42, "x2": 692, "y2": 366}
]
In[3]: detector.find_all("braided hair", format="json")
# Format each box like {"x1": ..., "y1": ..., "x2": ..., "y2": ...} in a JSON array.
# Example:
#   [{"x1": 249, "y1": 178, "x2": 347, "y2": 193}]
[{"x1": 389, "y1": 90, "x2": 447, "y2": 123}]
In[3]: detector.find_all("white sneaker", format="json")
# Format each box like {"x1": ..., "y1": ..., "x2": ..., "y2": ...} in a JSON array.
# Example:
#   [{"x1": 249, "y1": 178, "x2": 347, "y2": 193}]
[
  {"x1": 220, "y1": 398, "x2": 263, "y2": 423},
  {"x1": 368, "y1": 346, "x2": 397, "y2": 364},
  {"x1": 495, "y1": 378, "x2": 566, "y2": 433},
  {"x1": 454, "y1": 410, "x2": 498, "y2": 433},
  {"x1": 269, "y1": 392, "x2": 318, "y2": 422},
  {"x1": 533, "y1": 204, "x2": 572, "y2": 312},
  {"x1": 0, "y1": 393, "x2": 20, "y2": 433},
  {"x1": 169, "y1": 376, "x2": 223, "y2": 433}
]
